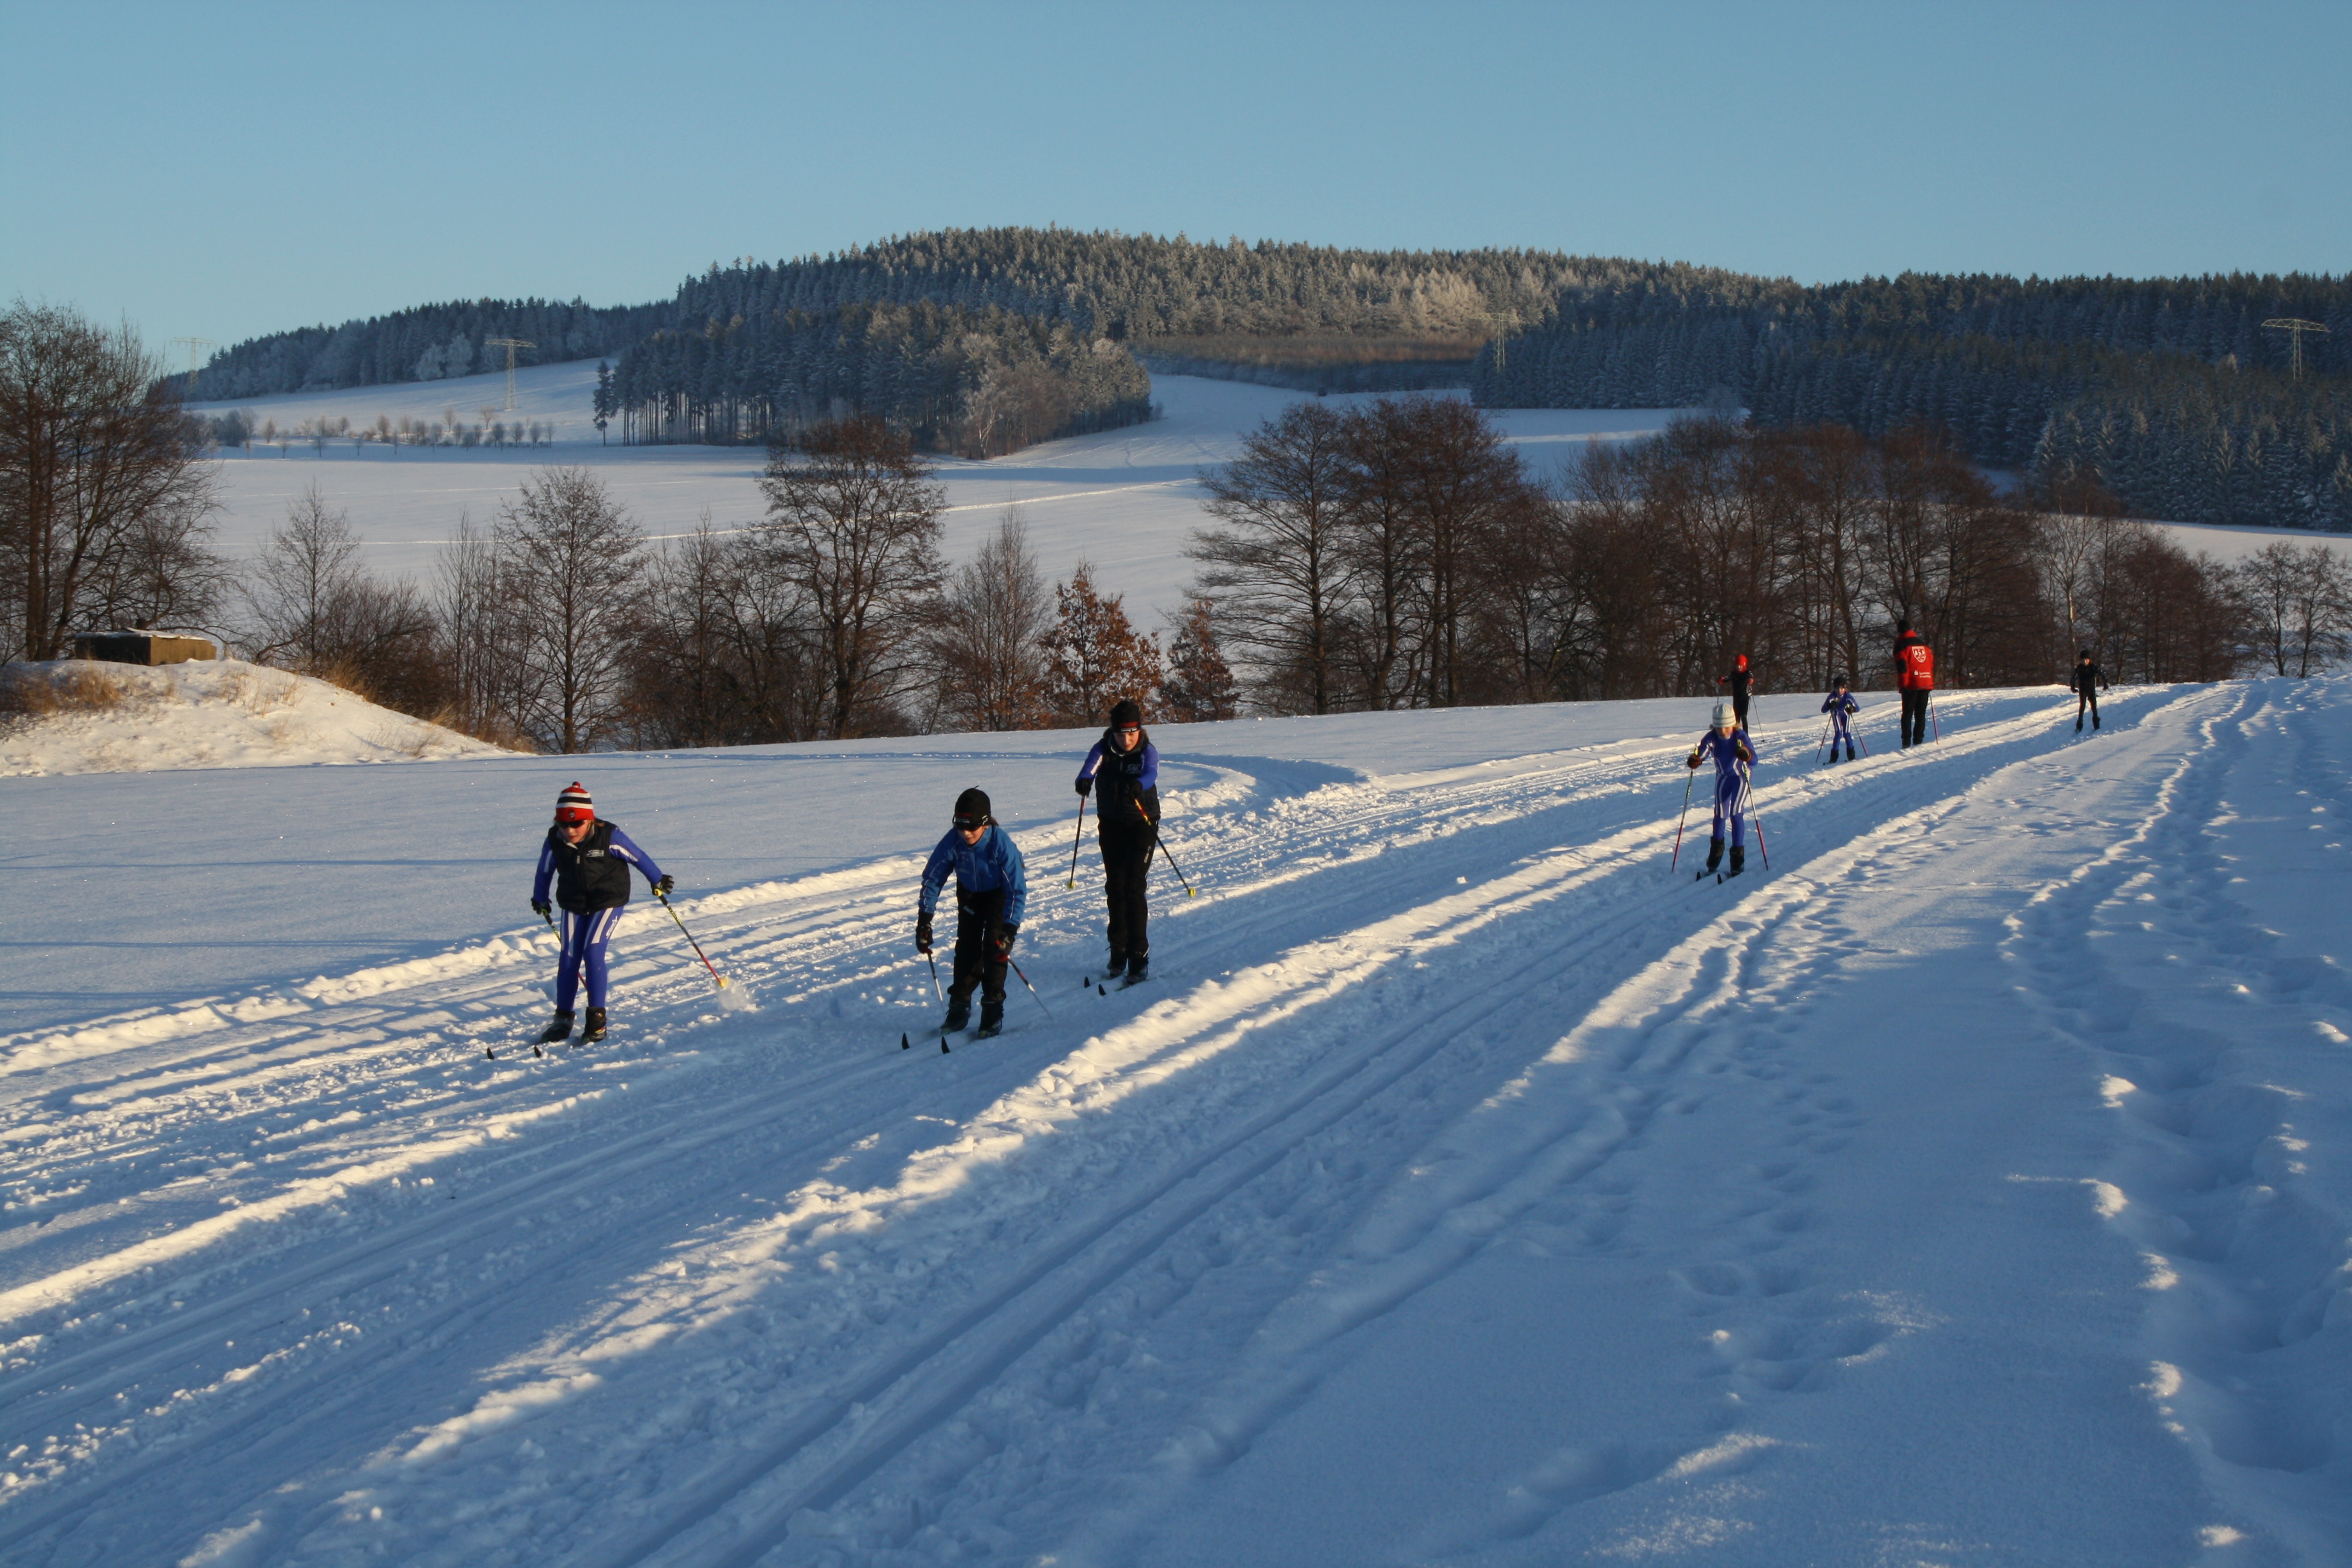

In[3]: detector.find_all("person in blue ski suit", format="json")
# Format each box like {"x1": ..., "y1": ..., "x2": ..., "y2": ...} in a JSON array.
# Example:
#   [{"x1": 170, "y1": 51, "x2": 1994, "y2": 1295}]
[
  {"x1": 531, "y1": 781, "x2": 671, "y2": 1044},
  {"x1": 1685, "y1": 704, "x2": 1759, "y2": 877},
  {"x1": 1820, "y1": 678, "x2": 1860, "y2": 763},
  {"x1": 917, "y1": 786, "x2": 1029, "y2": 1036}
]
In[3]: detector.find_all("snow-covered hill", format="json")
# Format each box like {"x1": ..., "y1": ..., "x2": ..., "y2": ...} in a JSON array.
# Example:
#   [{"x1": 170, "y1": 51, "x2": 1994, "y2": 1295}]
[
  {"x1": 0, "y1": 658, "x2": 512, "y2": 777},
  {"x1": 2, "y1": 680, "x2": 2347, "y2": 1563}
]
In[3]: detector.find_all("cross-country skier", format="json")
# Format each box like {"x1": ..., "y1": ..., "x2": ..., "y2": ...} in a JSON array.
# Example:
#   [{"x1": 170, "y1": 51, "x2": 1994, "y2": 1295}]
[
  {"x1": 1686, "y1": 702, "x2": 1759, "y2": 878},
  {"x1": 1075, "y1": 698, "x2": 1158, "y2": 985},
  {"x1": 531, "y1": 782, "x2": 672, "y2": 1045},
  {"x1": 1820, "y1": 676, "x2": 1860, "y2": 763},
  {"x1": 2070, "y1": 650, "x2": 2107, "y2": 731},
  {"x1": 1719, "y1": 655, "x2": 1756, "y2": 731},
  {"x1": 1893, "y1": 625, "x2": 1935, "y2": 748},
  {"x1": 916, "y1": 787, "x2": 1029, "y2": 1039}
]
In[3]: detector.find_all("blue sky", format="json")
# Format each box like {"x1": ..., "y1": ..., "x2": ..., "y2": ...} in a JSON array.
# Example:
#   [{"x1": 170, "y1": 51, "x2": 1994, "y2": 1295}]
[{"x1": 5, "y1": 0, "x2": 2345, "y2": 353}]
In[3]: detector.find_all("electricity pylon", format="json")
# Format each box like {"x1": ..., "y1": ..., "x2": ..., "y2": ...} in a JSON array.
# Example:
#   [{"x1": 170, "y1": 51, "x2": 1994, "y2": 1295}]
[
  {"x1": 2262, "y1": 318, "x2": 2330, "y2": 382},
  {"x1": 1481, "y1": 310, "x2": 1520, "y2": 373},
  {"x1": 168, "y1": 338, "x2": 215, "y2": 396},
  {"x1": 485, "y1": 338, "x2": 535, "y2": 411}
]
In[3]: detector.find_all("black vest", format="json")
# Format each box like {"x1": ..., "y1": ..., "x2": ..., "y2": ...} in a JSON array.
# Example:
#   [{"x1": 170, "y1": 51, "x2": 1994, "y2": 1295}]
[{"x1": 546, "y1": 820, "x2": 633, "y2": 912}]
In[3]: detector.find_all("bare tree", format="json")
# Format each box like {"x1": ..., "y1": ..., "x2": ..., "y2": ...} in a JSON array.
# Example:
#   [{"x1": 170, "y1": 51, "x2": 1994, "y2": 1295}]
[
  {"x1": 495, "y1": 468, "x2": 644, "y2": 753},
  {"x1": 1189, "y1": 400, "x2": 1352, "y2": 714},
  {"x1": 754, "y1": 416, "x2": 945, "y2": 738},
  {"x1": 2238, "y1": 540, "x2": 2350, "y2": 678},
  {"x1": 0, "y1": 301, "x2": 222, "y2": 659},
  {"x1": 929, "y1": 508, "x2": 1051, "y2": 731},
  {"x1": 243, "y1": 483, "x2": 369, "y2": 668}
]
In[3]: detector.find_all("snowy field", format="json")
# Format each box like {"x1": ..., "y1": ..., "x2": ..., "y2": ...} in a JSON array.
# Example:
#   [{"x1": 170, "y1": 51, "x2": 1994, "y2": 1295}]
[
  {"x1": 4, "y1": 677, "x2": 2350, "y2": 1564},
  {"x1": 185, "y1": 360, "x2": 2344, "y2": 641},
  {"x1": 187, "y1": 365, "x2": 1679, "y2": 631}
]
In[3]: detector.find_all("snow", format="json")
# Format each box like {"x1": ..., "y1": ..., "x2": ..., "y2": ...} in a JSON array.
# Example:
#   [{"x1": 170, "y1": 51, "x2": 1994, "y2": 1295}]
[
  {"x1": 186, "y1": 362, "x2": 2341, "y2": 642},
  {"x1": 3, "y1": 676, "x2": 2348, "y2": 1563},
  {"x1": 0, "y1": 658, "x2": 510, "y2": 778}
]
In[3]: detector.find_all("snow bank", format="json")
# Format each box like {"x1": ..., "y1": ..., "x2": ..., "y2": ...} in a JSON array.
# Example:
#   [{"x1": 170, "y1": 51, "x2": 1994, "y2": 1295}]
[{"x1": 0, "y1": 658, "x2": 512, "y2": 777}]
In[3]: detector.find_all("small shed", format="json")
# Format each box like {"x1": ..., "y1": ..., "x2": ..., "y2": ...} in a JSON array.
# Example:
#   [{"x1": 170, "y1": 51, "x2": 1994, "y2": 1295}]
[{"x1": 72, "y1": 632, "x2": 216, "y2": 666}]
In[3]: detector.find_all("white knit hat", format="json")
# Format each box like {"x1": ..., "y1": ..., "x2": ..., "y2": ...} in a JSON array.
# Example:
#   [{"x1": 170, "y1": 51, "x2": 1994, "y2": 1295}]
[{"x1": 1711, "y1": 702, "x2": 1736, "y2": 728}]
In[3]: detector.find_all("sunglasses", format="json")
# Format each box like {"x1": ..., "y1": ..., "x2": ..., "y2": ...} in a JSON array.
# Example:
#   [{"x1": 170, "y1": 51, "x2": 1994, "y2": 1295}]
[
  {"x1": 953, "y1": 817, "x2": 985, "y2": 831},
  {"x1": 1117, "y1": 725, "x2": 1140, "y2": 735}
]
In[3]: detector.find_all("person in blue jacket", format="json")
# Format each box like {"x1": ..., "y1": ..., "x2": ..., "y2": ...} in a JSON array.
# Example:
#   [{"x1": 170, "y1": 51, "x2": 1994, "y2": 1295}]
[
  {"x1": 1075, "y1": 698, "x2": 1158, "y2": 984},
  {"x1": 1685, "y1": 704, "x2": 1759, "y2": 878},
  {"x1": 1820, "y1": 676, "x2": 1860, "y2": 763},
  {"x1": 917, "y1": 787, "x2": 1029, "y2": 1037},
  {"x1": 531, "y1": 782, "x2": 671, "y2": 1044}
]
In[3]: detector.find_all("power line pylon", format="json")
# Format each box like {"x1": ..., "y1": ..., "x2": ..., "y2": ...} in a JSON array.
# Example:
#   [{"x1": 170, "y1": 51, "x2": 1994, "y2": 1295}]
[
  {"x1": 2261, "y1": 318, "x2": 2330, "y2": 382},
  {"x1": 168, "y1": 338, "x2": 215, "y2": 397},
  {"x1": 1481, "y1": 310, "x2": 1520, "y2": 373},
  {"x1": 484, "y1": 338, "x2": 535, "y2": 411}
]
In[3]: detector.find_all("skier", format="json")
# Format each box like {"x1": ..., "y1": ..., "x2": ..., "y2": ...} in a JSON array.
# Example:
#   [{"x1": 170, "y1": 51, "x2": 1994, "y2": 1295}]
[
  {"x1": 1719, "y1": 655, "x2": 1756, "y2": 731},
  {"x1": 530, "y1": 782, "x2": 673, "y2": 1045},
  {"x1": 1893, "y1": 624, "x2": 1935, "y2": 748},
  {"x1": 2070, "y1": 649, "x2": 2107, "y2": 731},
  {"x1": 916, "y1": 787, "x2": 1028, "y2": 1039},
  {"x1": 1820, "y1": 676, "x2": 1860, "y2": 763},
  {"x1": 1685, "y1": 702, "x2": 1759, "y2": 878},
  {"x1": 1074, "y1": 697, "x2": 1158, "y2": 985}
]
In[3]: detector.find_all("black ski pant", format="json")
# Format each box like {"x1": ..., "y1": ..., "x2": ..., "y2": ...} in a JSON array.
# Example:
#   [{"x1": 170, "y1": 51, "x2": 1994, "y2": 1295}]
[
  {"x1": 1900, "y1": 688, "x2": 1930, "y2": 747},
  {"x1": 2076, "y1": 688, "x2": 2100, "y2": 728},
  {"x1": 1731, "y1": 691, "x2": 1751, "y2": 730},
  {"x1": 948, "y1": 887, "x2": 1008, "y2": 1006},
  {"x1": 1100, "y1": 822, "x2": 1154, "y2": 959}
]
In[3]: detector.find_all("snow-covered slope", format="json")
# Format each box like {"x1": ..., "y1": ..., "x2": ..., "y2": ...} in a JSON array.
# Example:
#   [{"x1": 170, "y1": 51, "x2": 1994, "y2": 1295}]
[
  {"x1": 2, "y1": 680, "x2": 2347, "y2": 1564},
  {"x1": 0, "y1": 658, "x2": 511, "y2": 777}
]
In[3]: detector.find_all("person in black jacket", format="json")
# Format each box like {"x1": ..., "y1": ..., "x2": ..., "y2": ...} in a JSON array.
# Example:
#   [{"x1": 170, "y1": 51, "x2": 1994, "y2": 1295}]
[
  {"x1": 530, "y1": 782, "x2": 671, "y2": 1044},
  {"x1": 1718, "y1": 655, "x2": 1756, "y2": 731},
  {"x1": 2070, "y1": 650, "x2": 2108, "y2": 731},
  {"x1": 1075, "y1": 698, "x2": 1160, "y2": 984}
]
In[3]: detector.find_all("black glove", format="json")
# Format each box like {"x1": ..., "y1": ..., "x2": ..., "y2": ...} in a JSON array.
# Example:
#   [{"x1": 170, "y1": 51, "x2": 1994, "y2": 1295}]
[
  {"x1": 1075, "y1": 776, "x2": 1091, "y2": 797},
  {"x1": 654, "y1": 874, "x2": 675, "y2": 898},
  {"x1": 915, "y1": 910, "x2": 933, "y2": 955},
  {"x1": 993, "y1": 921, "x2": 1019, "y2": 958},
  {"x1": 532, "y1": 900, "x2": 552, "y2": 920}
]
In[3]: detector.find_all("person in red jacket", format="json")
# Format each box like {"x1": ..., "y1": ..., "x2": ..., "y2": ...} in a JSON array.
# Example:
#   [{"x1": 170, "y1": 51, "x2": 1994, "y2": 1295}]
[
  {"x1": 1893, "y1": 625, "x2": 1934, "y2": 748},
  {"x1": 1717, "y1": 655, "x2": 1756, "y2": 731}
]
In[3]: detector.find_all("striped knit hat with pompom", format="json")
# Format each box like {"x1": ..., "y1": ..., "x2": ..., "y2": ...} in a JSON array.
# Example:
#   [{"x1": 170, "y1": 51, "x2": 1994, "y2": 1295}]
[{"x1": 555, "y1": 782, "x2": 594, "y2": 823}]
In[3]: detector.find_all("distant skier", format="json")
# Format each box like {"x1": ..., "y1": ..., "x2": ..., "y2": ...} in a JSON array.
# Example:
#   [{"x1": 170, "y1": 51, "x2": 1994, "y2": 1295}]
[
  {"x1": 1893, "y1": 625, "x2": 1935, "y2": 748},
  {"x1": 2070, "y1": 650, "x2": 2107, "y2": 731},
  {"x1": 1820, "y1": 676, "x2": 1860, "y2": 763},
  {"x1": 916, "y1": 787, "x2": 1028, "y2": 1039},
  {"x1": 1075, "y1": 698, "x2": 1158, "y2": 985},
  {"x1": 1686, "y1": 702, "x2": 1759, "y2": 878},
  {"x1": 531, "y1": 782, "x2": 672, "y2": 1045},
  {"x1": 1719, "y1": 655, "x2": 1756, "y2": 731}
]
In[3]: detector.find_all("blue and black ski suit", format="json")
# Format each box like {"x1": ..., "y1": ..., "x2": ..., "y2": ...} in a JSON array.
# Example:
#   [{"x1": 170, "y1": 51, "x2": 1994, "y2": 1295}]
[
  {"x1": 1821, "y1": 690, "x2": 1859, "y2": 757},
  {"x1": 920, "y1": 825, "x2": 1029, "y2": 1006},
  {"x1": 1078, "y1": 730, "x2": 1161, "y2": 961},
  {"x1": 533, "y1": 822, "x2": 665, "y2": 1012},
  {"x1": 1690, "y1": 728, "x2": 1759, "y2": 851}
]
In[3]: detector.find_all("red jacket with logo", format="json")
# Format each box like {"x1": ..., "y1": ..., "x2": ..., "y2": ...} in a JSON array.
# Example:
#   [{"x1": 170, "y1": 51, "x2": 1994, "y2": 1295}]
[{"x1": 1893, "y1": 633, "x2": 1935, "y2": 691}]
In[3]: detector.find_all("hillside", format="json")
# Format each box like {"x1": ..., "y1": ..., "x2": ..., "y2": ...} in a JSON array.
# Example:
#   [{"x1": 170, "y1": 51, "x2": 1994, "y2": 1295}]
[
  {"x1": 0, "y1": 679, "x2": 2346, "y2": 1563},
  {"x1": 0, "y1": 658, "x2": 514, "y2": 777}
]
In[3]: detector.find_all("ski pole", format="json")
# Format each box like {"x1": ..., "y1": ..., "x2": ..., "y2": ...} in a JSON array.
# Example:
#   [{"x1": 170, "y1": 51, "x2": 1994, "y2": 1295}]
[
  {"x1": 1137, "y1": 800, "x2": 1195, "y2": 897},
  {"x1": 1740, "y1": 762, "x2": 1769, "y2": 871},
  {"x1": 656, "y1": 890, "x2": 730, "y2": 991},
  {"x1": 1930, "y1": 696, "x2": 1941, "y2": 744},
  {"x1": 1670, "y1": 765, "x2": 1696, "y2": 871},
  {"x1": 1065, "y1": 794, "x2": 1088, "y2": 889},
  {"x1": 1007, "y1": 955, "x2": 1054, "y2": 1019},
  {"x1": 1812, "y1": 720, "x2": 1831, "y2": 764},
  {"x1": 918, "y1": 949, "x2": 948, "y2": 1051}
]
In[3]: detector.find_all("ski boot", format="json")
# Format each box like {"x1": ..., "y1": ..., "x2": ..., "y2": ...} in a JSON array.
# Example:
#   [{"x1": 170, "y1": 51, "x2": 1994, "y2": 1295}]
[
  {"x1": 975, "y1": 999, "x2": 1005, "y2": 1039},
  {"x1": 1700, "y1": 838, "x2": 1724, "y2": 880},
  {"x1": 2092, "y1": 712, "x2": 2100, "y2": 730},
  {"x1": 942, "y1": 998, "x2": 971, "y2": 1034},
  {"x1": 1123, "y1": 953, "x2": 1149, "y2": 988},
  {"x1": 580, "y1": 1007, "x2": 608, "y2": 1044},
  {"x1": 540, "y1": 1010, "x2": 574, "y2": 1044},
  {"x1": 1103, "y1": 947, "x2": 1126, "y2": 983},
  {"x1": 1725, "y1": 846, "x2": 1746, "y2": 880},
  {"x1": 1845, "y1": 745, "x2": 1857, "y2": 762}
]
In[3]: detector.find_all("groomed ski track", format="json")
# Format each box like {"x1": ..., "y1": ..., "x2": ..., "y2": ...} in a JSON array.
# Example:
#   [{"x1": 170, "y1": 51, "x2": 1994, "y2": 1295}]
[{"x1": 2, "y1": 684, "x2": 2348, "y2": 1564}]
